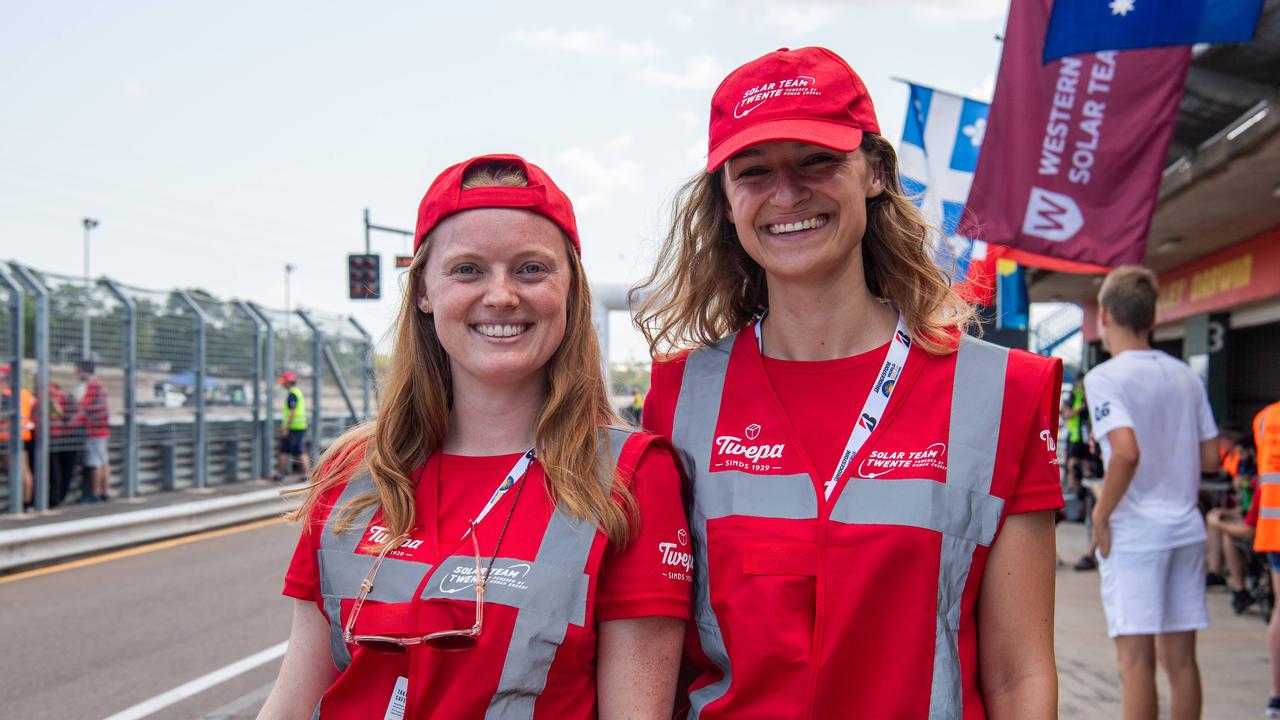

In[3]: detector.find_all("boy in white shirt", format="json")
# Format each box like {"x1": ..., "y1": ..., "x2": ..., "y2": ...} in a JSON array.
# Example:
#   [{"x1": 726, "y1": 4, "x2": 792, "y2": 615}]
[{"x1": 1086, "y1": 265, "x2": 1219, "y2": 720}]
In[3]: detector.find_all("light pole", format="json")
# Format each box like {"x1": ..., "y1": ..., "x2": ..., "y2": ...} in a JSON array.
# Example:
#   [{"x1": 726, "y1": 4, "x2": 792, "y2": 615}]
[
  {"x1": 82, "y1": 218, "x2": 99, "y2": 360},
  {"x1": 283, "y1": 263, "x2": 295, "y2": 371}
]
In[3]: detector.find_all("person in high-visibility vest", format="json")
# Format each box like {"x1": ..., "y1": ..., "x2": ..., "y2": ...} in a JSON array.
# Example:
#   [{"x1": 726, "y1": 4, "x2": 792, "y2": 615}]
[
  {"x1": 259, "y1": 154, "x2": 691, "y2": 718},
  {"x1": 634, "y1": 46, "x2": 1062, "y2": 718},
  {"x1": 274, "y1": 371, "x2": 311, "y2": 482},
  {"x1": 1254, "y1": 400, "x2": 1280, "y2": 549},
  {"x1": 1251, "y1": 398, "x2": 1280, "y2": 716},
  {"x1": 1, "y1": 366, "x2": 36, "y2": 511}
]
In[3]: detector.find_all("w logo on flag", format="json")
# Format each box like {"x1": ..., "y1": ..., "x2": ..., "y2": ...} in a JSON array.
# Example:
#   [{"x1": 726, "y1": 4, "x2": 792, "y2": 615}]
[{"x1": 1022, "y1": 187, "x2": 1084, "y2": 242}]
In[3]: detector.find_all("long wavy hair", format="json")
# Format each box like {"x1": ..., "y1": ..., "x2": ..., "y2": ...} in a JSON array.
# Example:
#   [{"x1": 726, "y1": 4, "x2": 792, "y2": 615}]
[
  {"x1": 633, "y1": 134, "x2": 974, "y2": 356},
  {"x1": 288, "y1": 163, "x2": 635, "y2": 545}
]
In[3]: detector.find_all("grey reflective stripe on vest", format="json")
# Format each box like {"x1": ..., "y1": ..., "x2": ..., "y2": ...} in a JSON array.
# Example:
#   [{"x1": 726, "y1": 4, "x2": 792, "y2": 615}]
[
  {"x1": 672, "y1": 336, "x2": 740, "y2": 718},
  {"x1": 483, "y1": 426, "x2": 631, "y2": 720},
  {"x1": 1263, "y1": 473, "x2": 1280, "y2": 522},
  {"x1": 928, "y1": 335, "x2": 1008, "y2": 719},
  {"x1": 830, "y1": 477, "x2": 1002, "y2": 546},
  {"x1": 316, "y1": 472, "x2": 386, "y2": 674}
]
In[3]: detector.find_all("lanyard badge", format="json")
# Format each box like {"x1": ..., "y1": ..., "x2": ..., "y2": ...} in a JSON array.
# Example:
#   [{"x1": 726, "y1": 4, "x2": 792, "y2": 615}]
[{"x1": 467, "y1": 447, "x2": 537, "y2": 534}]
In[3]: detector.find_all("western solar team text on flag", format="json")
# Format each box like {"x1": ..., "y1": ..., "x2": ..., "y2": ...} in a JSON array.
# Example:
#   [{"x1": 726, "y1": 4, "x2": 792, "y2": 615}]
[{"x1": 960, "y1": 0, "x2": 1191, "y2": 267}]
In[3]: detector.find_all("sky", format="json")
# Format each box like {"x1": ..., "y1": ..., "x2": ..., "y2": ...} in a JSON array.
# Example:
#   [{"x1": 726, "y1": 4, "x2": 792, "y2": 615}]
[{"x1": 0, "y1": 0, "x2": 1011, "y2": 363}]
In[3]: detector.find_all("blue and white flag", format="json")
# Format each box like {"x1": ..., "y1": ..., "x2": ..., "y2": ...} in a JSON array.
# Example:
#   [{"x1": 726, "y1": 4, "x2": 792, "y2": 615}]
[
  {"x1": 896, "y1": 82, "x2": 991, "y2": 289},
  {"x1": 1044, "y1": 0, "x2": 1263, "y2": 63}
]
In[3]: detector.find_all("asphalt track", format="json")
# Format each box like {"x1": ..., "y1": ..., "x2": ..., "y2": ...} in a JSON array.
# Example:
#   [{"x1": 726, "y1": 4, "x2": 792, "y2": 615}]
[{"x1": 0, "y1": 520, "x2": 298, "y2": 720}]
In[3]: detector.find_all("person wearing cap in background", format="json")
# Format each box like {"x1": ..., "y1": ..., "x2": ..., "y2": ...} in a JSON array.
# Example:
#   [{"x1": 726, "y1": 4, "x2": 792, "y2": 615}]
[
  {"x1": 634, "y1": 47, "x2": 1062, "y2": 718},
  {"x1": 259, "y1": 154, "x2": 690, "y2": 718},
  {"x1": 274, "y1": 370, "x2": 311, "y2": 483}
]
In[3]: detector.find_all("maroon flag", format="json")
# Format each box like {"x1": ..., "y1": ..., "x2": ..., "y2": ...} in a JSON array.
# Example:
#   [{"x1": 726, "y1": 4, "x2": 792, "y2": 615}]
[{"x1": 959, "y1": 0, "x2": 1191, "y2": 267}]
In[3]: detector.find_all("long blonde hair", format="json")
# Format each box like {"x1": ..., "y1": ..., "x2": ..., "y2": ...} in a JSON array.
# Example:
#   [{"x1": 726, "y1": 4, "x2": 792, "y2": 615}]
[
  {"x1": 633, "y1": 134, "x2": 974, "y2": 356},
  {"x1": 289, "y1": 162, "x2": 635, "y2": 545}
]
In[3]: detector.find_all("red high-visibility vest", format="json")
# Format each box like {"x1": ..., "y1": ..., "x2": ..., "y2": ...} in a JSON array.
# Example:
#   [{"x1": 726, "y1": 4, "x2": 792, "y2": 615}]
[{"x1": 647, "y1": 329, "x2": 1063, "y2": 719}]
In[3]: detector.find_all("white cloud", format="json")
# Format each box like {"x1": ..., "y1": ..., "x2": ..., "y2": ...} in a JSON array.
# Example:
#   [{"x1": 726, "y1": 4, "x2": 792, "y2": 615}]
[
  {"x1": 760, "y1": 3, "x2": 839, "y2": 37},
  {"x1": 607, "y1": 133, "x2": 634, "y2": 151},
  {"x1": 636, "y1": 54, "x2": 726, "y2": 92},
  {"x1": 507, "y1": 28, "x2": 661, "y2": 61},
  {"x1": 668, "y1": 10, "x2": 695, "y2": 31},
  {"x1": 905, "y1": 0, "x2": 1008, "y2": 22},
  {"x1": 678, "y1": 111, "x2": 702, "y2": 129},
  {"x1": 686, "y1": 141, "x2": 707, "y2": 166},
  {"x1": 555, "y1": 145, "x2": 643, "y2": 210},
  {"x1": 968, "y1": 73, "x2": 995, "y2": 102}
]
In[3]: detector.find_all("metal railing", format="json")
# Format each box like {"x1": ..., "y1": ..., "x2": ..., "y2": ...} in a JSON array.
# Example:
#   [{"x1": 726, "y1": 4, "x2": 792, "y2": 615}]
[
  {"x1": 1031, "y1": 303, "x2": 1084, "y2": 357},
  {"x1": 0, "y1": 262, "x2": 378, "y2": 513}
]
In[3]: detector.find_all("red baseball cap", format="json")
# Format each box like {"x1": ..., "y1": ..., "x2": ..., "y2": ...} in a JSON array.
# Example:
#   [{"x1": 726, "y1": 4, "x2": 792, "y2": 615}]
[
  {"x1": 706, "y1": 47, "x2": 880, "y2": 172},
  {"x1": 279, "y1": 371, "x2": 297, "y2": 384},
  {"x1": 413, "y1": 154, "x2": 580, "y2": 255}
]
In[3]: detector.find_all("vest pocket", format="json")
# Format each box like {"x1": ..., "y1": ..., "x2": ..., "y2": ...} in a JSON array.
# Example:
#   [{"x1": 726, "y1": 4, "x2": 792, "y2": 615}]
[{"x1": 741, "y1": 541, "x2": 818, "y2": 576}]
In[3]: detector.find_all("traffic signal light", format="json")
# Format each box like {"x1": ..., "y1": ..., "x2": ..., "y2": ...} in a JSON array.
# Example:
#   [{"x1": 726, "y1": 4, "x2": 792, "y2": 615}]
[{"x1": 348, "y1": 254, "x2": 381, "y2": 300}]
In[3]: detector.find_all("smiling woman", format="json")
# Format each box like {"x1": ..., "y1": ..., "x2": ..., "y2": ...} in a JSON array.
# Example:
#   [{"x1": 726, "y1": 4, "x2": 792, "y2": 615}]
[
  {"x1": 258, "y1": 154, "x2": 691, "y2": 719},
  {"x1": 633, "y1": 47, "x2": 1064, "y2": 720}
]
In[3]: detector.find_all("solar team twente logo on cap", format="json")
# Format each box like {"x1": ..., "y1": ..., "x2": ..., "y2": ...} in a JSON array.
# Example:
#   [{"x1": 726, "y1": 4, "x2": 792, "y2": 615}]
[{"x1": 733, "y1": 75, "x2": 821, "y2": 118}]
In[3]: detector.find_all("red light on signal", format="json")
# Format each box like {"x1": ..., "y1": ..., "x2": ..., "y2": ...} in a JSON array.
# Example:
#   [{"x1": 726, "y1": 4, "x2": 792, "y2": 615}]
[{"x1": 347, "y1": 253, "x2": 381, "y2": 300}]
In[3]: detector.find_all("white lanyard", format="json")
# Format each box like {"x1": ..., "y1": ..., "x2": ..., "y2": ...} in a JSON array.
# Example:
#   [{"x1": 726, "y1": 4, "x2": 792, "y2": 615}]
[
  {"x1": 755, "y1": 311, "x2": 912, "y2": 500},
  {"x1": 464, "y1": 447, "x2": 536, "y2": 536}
]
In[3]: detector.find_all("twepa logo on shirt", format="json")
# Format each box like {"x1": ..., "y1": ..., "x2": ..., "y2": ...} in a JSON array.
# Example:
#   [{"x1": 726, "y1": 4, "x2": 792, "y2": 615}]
[
  {"x1": 658, "y1": 528, "x2": 693, "y2": 582},
  {"x1": 714, "y1": 422, "x2": 785, "y2": 471},
  {"x1": 364, "y1": 525, "x2": 424, "y2": 558}
]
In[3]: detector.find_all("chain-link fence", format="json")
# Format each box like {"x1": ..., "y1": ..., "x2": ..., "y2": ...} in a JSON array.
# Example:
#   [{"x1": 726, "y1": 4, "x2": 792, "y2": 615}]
[{"x1": 0, "y1": 262, "x2": 378, "y2": 513}]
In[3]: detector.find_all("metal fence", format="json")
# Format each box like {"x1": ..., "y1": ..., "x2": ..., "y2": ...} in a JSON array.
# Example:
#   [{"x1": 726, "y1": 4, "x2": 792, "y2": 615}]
[{"x1": 0, "y1": 262, "x2": 377, "y2": 514}]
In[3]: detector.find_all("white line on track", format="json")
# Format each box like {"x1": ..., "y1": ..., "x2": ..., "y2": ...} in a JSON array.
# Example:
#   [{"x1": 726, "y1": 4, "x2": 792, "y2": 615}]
[{"x1": 101, "y1": 641, "x2": 288, "y2": 720}]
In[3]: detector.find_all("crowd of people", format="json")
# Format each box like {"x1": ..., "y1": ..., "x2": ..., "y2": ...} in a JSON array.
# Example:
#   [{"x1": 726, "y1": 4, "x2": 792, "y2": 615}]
[{"x1": 0, "y1": 359, "x2": 111, "y2": 510}]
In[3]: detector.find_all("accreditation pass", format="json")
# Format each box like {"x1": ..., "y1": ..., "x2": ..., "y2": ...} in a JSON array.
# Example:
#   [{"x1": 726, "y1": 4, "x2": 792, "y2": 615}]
[{"x1": 384, "y1": 676, "x2": 408, "y2": 719}]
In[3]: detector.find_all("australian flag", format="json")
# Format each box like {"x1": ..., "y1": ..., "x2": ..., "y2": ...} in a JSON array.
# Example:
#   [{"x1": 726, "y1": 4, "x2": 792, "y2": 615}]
[{"x1": 1043, "y1": 0, "x2": 1264, "y2": 62}]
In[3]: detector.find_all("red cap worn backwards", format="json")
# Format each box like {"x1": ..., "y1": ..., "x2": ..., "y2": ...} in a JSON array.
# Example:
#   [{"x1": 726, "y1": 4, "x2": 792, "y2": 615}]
[
  {"x1": 413, "y1": 153, "x2": 580, "y2": 255},
  {"x1": 707, "y1": 47, "x2": 881, "y2": 172}
]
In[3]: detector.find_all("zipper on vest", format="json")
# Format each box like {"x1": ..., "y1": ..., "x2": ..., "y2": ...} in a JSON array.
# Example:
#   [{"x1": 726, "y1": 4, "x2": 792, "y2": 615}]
[{"x1": 802, "y1": 490, "x2": 835, "y2": 718}]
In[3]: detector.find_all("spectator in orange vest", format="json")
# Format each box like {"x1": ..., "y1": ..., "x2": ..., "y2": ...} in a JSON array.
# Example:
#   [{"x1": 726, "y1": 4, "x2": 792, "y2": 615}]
[
  {"x1": 1250, "y1": 397, "x2": 1280, "y2": 717},
  {"x1": 0, "y1": 366, "x2": 35, "y2": 511}
]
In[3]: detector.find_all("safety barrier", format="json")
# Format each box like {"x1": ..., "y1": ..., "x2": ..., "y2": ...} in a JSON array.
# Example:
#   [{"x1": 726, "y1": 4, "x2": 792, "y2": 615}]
[
  {"x1": 0, "y1": 261, "x2": 378, "y2": 513},
  {"x1": 0, "y1": 483, "x2": 304, "y2": 571}
]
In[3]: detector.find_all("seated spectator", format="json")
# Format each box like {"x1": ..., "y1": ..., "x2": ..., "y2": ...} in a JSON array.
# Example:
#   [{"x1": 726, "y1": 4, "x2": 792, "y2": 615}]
[{"x1": 1206, "y1": 438, "x2": 1259, "y2": 613}]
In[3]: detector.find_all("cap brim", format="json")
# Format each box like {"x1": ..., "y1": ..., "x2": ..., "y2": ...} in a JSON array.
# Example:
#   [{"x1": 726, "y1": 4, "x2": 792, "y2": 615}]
[{"x1": 707, "y1": 119, "x2": 863, "y2": 172}]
